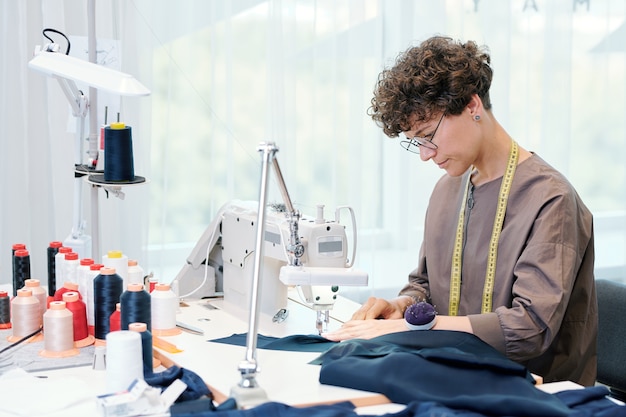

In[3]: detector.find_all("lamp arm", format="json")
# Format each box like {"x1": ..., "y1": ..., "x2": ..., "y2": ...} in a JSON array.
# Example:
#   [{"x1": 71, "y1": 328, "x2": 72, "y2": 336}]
[
  {"x1": 54, "y1": 76, "x2": 88, "y2": 118},
  {"x1": 271, "y1": 159, "x2": 303, "y2": 266}
]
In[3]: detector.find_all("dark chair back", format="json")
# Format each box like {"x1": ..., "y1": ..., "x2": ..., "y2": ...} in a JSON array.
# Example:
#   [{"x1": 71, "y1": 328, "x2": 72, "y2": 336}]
[{"x1": 596, "y1": 279, "x2": 626, "y2": 401}]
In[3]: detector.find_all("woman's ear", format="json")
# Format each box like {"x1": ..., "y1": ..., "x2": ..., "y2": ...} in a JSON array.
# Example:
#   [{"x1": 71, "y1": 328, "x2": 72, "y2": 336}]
[{"x1": 466, "y1": 94, "x2": 483, "y2": 118}]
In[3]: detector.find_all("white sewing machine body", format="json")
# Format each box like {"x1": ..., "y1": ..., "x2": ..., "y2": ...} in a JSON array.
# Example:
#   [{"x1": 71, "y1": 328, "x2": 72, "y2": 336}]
[{"x1": 175, "y1": 200, "x2": 368, "y2": 326}]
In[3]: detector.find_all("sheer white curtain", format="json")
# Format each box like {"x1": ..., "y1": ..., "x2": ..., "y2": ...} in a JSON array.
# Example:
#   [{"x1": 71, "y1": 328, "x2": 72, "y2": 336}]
[{"x1": 2, "y1": 1, "x2": 625, "y2": 300}]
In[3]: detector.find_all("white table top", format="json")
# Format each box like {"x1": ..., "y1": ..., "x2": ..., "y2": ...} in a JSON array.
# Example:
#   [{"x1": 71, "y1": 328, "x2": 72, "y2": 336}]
[
  {"x1": 0, "y1": 286, "x2": 593, "y2": 416},
  {"x1": 152, "y1": 290, "x2": 389, "y2": 407}
]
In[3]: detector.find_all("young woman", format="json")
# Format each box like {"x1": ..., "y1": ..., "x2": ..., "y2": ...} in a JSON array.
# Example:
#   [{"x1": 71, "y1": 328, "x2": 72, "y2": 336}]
[{"x1": 323, "y1": 36, "x2": 597, "y2": 386}]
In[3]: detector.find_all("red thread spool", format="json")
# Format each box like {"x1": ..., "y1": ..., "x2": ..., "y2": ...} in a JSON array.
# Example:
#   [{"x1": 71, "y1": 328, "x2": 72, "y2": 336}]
[
  {"x1": 54, "y1": 281, "x2": 82, "y2": 302},
  {"x1": 62, "y1": 291, "x2": 94, "y2": 348},
  {"x1": 109, "y1": 303, "x2": 121, "y2": 333}
]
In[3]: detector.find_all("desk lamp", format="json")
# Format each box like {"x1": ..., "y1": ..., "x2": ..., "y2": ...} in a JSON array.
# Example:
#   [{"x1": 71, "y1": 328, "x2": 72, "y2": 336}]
[
  {"x1": 230, "y1": 142, "x2": 301, "y2": 408},
  {"x1": 28, "y1": 46, "x2": 150, "y2": 260}
]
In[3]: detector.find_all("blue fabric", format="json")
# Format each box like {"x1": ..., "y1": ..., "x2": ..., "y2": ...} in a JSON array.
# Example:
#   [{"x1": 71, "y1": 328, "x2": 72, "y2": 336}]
[
  {"x1": 184, "y1": 332, "x2": 626, "y2": 416},
  {"x1": 209, "y1": 333, "x2": 337, "y2": 353},
  {"x1": 171, "y1": 388, "x2": 626, "y2": 416},
  {"x1": 145, "y1": 365, "x2": 212, "y2": 402},
  {"x1": 316, "y1": 331, "x2": 570, "y2": 416},
  {"x1": 555, "y1": 387, "x2": 626, "y2": 416}
]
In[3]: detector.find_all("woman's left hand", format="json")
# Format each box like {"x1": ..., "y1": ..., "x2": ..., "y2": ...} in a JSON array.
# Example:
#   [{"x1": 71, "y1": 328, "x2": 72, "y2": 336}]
[{"x1": 321, "y1": 318, "x2": 407, "y2": 342}]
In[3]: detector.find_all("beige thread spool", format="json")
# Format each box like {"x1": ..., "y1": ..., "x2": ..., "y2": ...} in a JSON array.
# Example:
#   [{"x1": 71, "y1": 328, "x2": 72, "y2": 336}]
[
  {"x1": 8, "y1": 289, "x2": 42, "y2": 343},
  {"x1": 40, "y1": 301, "x2": 79, "y2": 358},
  {"x1": 23, "y1": 279, "x2": 47, "y2": 322}
]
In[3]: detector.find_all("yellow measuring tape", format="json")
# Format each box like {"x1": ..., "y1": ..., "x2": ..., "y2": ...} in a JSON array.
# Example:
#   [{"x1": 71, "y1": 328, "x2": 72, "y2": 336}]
[{"x1": 448, "y1": 140, "x2": 519, "y2": 316}]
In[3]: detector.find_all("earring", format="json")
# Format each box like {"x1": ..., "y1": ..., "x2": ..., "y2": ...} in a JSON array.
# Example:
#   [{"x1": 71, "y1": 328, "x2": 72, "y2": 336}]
[{"x1": 474, "y1": 115, "x2": 481, "y2": 121}]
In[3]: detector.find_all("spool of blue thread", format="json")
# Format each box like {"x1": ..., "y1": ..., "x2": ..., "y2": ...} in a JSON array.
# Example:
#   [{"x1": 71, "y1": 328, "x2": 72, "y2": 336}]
[
  {"x1": 120, "y1": 283, "x2": 151, "y2": 331},
  {"x1": 13, "y1": 249, "x2": 31, "y2": 298},
  {"x1": 129, "y1": 322, "x2": 154, "y2": 377},
  {"x1": 93, "y1": 267, "x2": 124, "y2": 341},
  {"x1": 104, "y1": 122, "x2": 135, "y2": 182},
  {"x1": 47, "y1": 241, "x2": 63, "y2": 297},
  {"x1": 12, "y1": 244, "x2": 27, "y2": 297}
]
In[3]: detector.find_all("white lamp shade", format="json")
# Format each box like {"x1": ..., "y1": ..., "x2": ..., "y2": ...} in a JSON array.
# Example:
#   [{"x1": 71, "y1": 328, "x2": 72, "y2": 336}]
[{"x1": 29, "y1": 51, "x2": 150, "y2": 96}]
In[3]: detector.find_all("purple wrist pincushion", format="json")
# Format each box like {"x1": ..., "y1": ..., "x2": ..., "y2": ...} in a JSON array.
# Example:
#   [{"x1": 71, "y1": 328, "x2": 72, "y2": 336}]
[{"x1": 404, "y1": 301, "x2": 437, "y2": 330}]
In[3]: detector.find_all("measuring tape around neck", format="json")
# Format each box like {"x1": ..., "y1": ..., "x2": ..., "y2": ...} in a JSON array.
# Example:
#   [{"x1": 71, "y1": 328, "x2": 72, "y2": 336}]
[{"x1": 448, "y1": 140, "x2": 519, "y2": 316}]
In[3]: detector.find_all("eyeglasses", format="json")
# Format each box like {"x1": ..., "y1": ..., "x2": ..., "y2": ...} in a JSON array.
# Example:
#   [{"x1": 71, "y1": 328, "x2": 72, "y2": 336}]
[{"x1": 399, "y1": 113, "x2": 445, "y2": 154}]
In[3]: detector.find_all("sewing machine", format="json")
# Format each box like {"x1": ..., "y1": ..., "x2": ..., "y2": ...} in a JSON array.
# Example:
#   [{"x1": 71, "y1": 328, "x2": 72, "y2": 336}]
[
  {"x1": 174, "y1": 199, "x2": 368, "y2": 334},
  {"x1": 175, "y1": 142, "x2": 368, "y2": 406}
]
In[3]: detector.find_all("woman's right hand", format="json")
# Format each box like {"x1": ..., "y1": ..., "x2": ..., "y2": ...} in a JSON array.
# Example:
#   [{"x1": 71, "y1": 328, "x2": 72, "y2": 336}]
[{"x1": 350, "y1": 296, "x2": 412, "y2": 320}]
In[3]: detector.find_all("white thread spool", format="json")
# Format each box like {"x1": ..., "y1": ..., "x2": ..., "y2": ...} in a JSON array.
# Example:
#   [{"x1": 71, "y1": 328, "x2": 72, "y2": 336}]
[
  {"x1": 54, "y1": 247, "x2": 73, "y2": 289},
  {"x1": 77, "y1": 258, "x2": 94, "y2": 304},
  {"x1": 105, "y1": 330, "x2": 143, "y2": 393},
  {"x1": 103, "y1": 250, "x2": 129, "y2": 291},
  {"x1": 169, "y1": 279, "x2": 181, "y2": 313},
  {"x1": 8, "y1": 289, "x2": 42, "y2": 342},
  {"x1": 23, "y1": 279, "x2": 47, "y2": 322},
  {"x1": 63, "y1": 252, "x2": 79, "y2": 288},
  {"x1": 40, "y1": 301, "x2": 79, "y2": 358},
  {"x1": 127, "y1": 259, "x2": 144, "y2": 286},
  {"x1": 151, "y1": 283, "x2": 181, "y2": 336}
]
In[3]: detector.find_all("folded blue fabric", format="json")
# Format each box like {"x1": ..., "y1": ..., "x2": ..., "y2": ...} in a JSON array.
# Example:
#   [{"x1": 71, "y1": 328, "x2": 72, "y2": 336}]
[
  {"x1": 317, "y1": 331, "x2": 571, "y2": 417},
  {"x1": 173, "y1": 389, "x2": 626, "y2": 417}
]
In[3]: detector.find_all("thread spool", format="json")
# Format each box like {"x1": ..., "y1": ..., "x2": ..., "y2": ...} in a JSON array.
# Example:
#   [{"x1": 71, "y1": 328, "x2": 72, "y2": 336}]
[
  {"x1": 23, "y1": 279, "x2": 47, "y2": 322},
  {"x1": 83, "y1": 261, "x2": 104, "y2": 335},
  {"x1": 120, "y1": 283, "x2": 151, "y2": 331},
  {"x1": 148, "y1": 276, "x2": 158, "y2": 293},
  {"x1": 47, "y1": 241, "x2": 63, "y2": 297},
  {"x1": 109, "y1": 303, "x2": 121, "y2": 333},
  {"x1": 103, "y1": 250, "x2": 129, "y2": 291},
  {"x1": 0, "y1": 291, "x2": 11, "y2": 329},
  {"x1": 12, "y1": 249, "x2": 31, "y2": 298},
  {"x1": 151, "y1": 283, "x2": 181, "y2": 336},
  {"x1": 129, "y1": 322, "x2": 157, "y2": 376},
  {"x1": 40, "y1": 301, "x2": 79, "y2": 358},
  {"x1": 12, "y1": 244, "x2": 27, "y2": 296},
  {"x1": 105, "y1": 330, "x2": 143, "y2": 393},
  {"x1": 93, "y1": 267, "x2": 123, "y2": 343},
  {"x1": 104, "y1": 123, "x2": 135, "y2": 182},
  {"x1": 62, "y1": 291, "x2": 94, "y2": 348},
  {"x1": 54, "y1": 281, "x2": 81, "y2": 302},
  {"x1": 63, "y1": 252, "x2": 79, "y2": 289},
  {"x1": 127, "y1": 259, "x2": 144, "y2": 285},
  {"x1": 8, "y1": 289, "x2": 42, "y2": 343},
  {"x1": 54, "y1": 247, "x2": 73, "y2": 289},
  {"x1": 86, "y1": 263, "x2": 104, "y2": 335},
  {"x1": 77, "y1": 258, "x2": 94, "y2": 299},
  {"x1": 96, "y1": 107, "x2": 108, "y2": 172}
]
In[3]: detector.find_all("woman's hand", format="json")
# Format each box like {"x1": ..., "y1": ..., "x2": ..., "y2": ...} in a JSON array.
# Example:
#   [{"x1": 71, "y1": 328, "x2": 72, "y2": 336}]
[
  {"x1": 322, "y1": 318, "x2": 407, "y2": 342},
  {"x1": 350, "y1": 296, "x2": 413, "y2": 320}
]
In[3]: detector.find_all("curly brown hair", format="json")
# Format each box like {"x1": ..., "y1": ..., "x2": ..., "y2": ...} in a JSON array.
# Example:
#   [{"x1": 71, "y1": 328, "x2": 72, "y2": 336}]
[{"x1": 368, "y1": 36, "x2": 493, "y2": 137}]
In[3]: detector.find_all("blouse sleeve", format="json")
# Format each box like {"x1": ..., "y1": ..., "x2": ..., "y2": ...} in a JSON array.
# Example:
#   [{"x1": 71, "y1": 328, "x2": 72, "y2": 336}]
[{"x1": 471, "y1": 189, "x2": 593, "y2": 362}]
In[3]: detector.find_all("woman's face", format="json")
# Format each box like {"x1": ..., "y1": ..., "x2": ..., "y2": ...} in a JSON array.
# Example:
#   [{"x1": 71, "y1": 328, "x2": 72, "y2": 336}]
[{"x1": 403, "y1": 108, "x2": 481, "y2": 177}]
